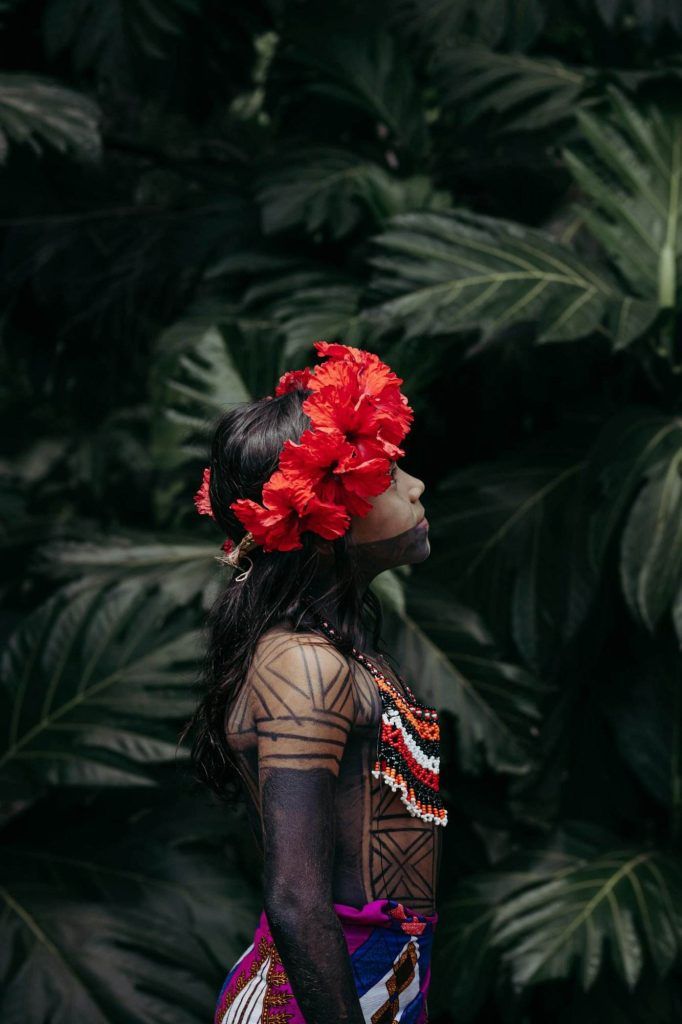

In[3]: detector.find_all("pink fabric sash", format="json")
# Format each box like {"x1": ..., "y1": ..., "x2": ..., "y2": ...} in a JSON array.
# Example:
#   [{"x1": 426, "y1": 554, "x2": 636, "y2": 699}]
[{"x1": 214, "y1": 897, "x2": 438, "y2": 1023}]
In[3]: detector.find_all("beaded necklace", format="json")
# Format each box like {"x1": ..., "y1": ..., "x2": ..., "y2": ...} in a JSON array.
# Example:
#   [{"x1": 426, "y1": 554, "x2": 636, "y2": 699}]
[{"x1": 316, "y1": 617, "x2": 448, "y2": 827}]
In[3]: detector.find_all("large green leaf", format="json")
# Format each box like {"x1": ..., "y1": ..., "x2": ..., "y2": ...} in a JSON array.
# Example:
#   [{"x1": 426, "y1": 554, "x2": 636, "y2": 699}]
[
  {"x1": 256, "y1": 146, "x2": 450, "y2": 240},
  {"x1": 150, "y1": 303, "x2": 253, "y2": 524},
  {"x1": 3, "y1": 188, "x2": 253, "y2": 360},
  {"x1": 150, "y1": 305, "x2": 288, "y2": 468},
  {"x1": 0, "y1": 74, "x2": 100, "y2": 163},
  {"x1": 149, "y1": 307, "x2": 278, "y2": 527},
  {"x1": 620, "y1": 449, "x2": 682, "y2": 631},
  {"x1": 277, "y1": 20, "x2": 430, "y2": 159},
  {"x1": 240, "y1": 263, "x2": 366, "y2": 362},
  {"x1": 36, "y1": 533, "x2": 221, "y2": 610},
  {"x1": 369, "y1": 565, "x2": 408, "y2": 618},
  {"x1": 150, "y1": 310, "x2": 251, "y2": 471},
  {"x1": 375, "y1": 574, "x2": 546, "y2": 776},
  {"x1": 434, "y1": 824, "x2": 682, "y2": 1007},
  {"x1": 433, "y1": 46, "x2": 590, "y2": 134},
  {"x1": 365, "y1": 209, "x2": 658, "y2": 347},
  {"x1": 595, "y1": 0, "x2": 682, "y2": 37},
  {"x1": 583, "y1": 407, "x2": 682, "y2": 574},
  {"x1": 395, "y1": 0, "x2": 546, "y2": 52},
  {"x1": 603, "y1": 626, "x2": 681, "y2": 810},
  {"x1": 495, "y1": 846, "x2": 682, "y2": 989},
  {"x1": 0, "y1": 788, "x2": 262, "y2": 1024},
  {"x1": 423, "y1": 447, "x2": 597, "y2": 669},
  {"x1": 43, "y1": 0, "x2": 202, "y2": 71},
  {"x1": 564, "y1": 88, "x2": 682, "y2": 313},
  {"x1": 0, "y1": 582, "x2": 200, "y2": 800}
]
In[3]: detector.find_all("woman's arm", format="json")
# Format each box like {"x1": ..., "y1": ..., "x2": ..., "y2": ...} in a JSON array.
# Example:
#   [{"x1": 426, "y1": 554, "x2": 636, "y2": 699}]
[{"x1": 249, "y1": 632, "x2": 366, "y2": 1024}]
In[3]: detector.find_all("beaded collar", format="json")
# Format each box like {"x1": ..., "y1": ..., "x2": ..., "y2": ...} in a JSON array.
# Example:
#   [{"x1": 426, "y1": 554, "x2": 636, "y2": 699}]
[{"x1": 316, "y1": 618, "x2": 448, "y2": 827}]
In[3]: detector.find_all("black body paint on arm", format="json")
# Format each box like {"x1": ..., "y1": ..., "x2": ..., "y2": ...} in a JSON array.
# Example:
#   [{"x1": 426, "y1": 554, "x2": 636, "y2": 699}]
[{"x1": 250, "y1": 633, "x2": 366, "y2": 1024}]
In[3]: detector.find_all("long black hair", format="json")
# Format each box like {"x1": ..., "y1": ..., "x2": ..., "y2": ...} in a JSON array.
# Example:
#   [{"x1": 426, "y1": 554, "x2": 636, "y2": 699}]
[{"x1": 179, "y1": 385, "x2": 392, "y2": 805}]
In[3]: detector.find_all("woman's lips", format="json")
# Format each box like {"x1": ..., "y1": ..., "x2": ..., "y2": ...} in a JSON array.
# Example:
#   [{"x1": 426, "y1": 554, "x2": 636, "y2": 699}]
[{"x1": 416, "y1": 517, "x2": 429, "y2": 530}]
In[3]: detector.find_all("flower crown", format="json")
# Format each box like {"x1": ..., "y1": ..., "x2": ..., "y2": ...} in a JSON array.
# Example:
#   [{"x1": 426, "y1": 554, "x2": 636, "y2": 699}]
[{"x1": 193, "y1": 341, "x2": 413, "y2": 570}]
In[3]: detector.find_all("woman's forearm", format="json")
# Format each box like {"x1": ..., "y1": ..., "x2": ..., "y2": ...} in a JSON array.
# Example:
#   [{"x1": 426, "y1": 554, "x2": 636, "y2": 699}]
[
  {"x1": 264, "y1": 899, "x2": 366, "y2": 1024},
  {"x1": 252, "y1": 640, "x2": 365, "y2": 1021}
]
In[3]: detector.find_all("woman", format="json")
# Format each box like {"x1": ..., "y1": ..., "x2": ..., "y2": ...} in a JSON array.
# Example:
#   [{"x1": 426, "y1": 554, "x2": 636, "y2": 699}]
[{"x1": 186, "y1": 342, "x2": 448, "y2": 1024}]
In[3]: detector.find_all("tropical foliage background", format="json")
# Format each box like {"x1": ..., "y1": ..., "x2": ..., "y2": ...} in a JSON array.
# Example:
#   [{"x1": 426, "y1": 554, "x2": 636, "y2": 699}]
[{"x1": 2, "y1": 0, "x2": 682, "y2": 1021}]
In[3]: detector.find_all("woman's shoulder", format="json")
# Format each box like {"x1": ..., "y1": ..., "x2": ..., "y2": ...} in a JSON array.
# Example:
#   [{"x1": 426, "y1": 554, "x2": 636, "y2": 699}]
[
  {"x1": 246, "y1": 623, "x2": 358, "y2": 722},
  {"x1": 248, "y1": 623, "x2": 356, "y2": 693},
  {"x1": 252, "y1": 622, "x2": 347, "y2": 667}
]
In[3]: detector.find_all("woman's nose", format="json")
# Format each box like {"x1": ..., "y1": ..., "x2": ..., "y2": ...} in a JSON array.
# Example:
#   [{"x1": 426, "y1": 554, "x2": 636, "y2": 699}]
[{"x1": 410, "y1": 476, "x2": 425, "y2": 499}]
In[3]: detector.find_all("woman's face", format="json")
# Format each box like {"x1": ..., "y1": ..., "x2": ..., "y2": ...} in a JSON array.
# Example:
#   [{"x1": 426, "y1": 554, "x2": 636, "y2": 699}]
[{"x1": 347, "y1": 461, "x2": 429, "y2": 572}]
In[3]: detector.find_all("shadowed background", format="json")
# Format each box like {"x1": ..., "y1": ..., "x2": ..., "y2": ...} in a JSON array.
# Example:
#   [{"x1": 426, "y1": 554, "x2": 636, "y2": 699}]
[{"x1": 1, "y1": 1, "x2": 682, "y2": 1021}]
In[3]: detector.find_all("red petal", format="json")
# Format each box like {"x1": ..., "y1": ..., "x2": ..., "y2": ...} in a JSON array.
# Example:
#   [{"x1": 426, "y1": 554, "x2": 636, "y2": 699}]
[
  {"x1": 335, "y1": 453, "x2": 392, "y2": 499},
  {"x1": 194, "y1": 467, "x2": 215, "y2": 519},
  {"x1": 313, "y1": 341, "x2": 404, "y2": 389},
  {"x1": 274, "y1": 367, "x2": 315, "y2": 396},
  {"x1": 261, "y1": 469, "x2": 315, "y2": 514},
  {"x1": 279, "y1": 428, "x2": 354, "y2": 485},
  {"x1": 313, "y1": 340, "x2": 364, "y2": 362},
  {"x1": 303, "y1": 383, "x2": 382, "y2": 440},
  {"x1": 230, "y1": 497, "x2": 303, "y2": 552},
  {"x1": 300, "y1": 495, "x2": 351, "y2": 539}
]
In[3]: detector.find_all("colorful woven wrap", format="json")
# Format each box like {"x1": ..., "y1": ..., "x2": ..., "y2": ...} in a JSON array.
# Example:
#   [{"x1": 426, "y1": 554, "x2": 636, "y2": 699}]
[{"x1": 214, "y1": 897, "x2": 438, "y2": 1024}]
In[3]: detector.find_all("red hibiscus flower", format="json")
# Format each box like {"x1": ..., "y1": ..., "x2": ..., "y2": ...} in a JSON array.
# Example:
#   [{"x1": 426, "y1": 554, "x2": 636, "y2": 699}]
[
  {"x1": 306, "y1": 352, "x2": 413, "y2": 449},
  {"x1": 195, "y1": 342, "x2": 415, "y2": 556},
  {"x1": 279, "y1": 429, "x2": 392, "y2": 517},
  {"x1": 311, "y1": 342, "x2": 413, "y2": 441},
  {"x1": 194, "y1": 467, "x2": 215, "y2": 519},
  {"x1": 301, "y1": 370, "x2": 406, "y2": 463},
  {"x1": 230, "y1": 469, "x2": 350, "y2": 552}
]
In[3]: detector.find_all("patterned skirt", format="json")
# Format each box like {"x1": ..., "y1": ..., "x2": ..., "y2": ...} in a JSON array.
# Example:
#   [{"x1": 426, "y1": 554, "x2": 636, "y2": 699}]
[{"x1": 213, "y1": 897, "x2": 438, "y2": 1024}]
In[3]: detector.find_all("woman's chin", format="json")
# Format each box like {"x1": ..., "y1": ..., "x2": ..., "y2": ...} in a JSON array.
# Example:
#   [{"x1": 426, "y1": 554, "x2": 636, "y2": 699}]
[
  {"x1": 411, "y1": 536, "x2": 431, "y2": 563},
  {"x1": 398, "y1": 532, "x2": 431, "y2": 567}
]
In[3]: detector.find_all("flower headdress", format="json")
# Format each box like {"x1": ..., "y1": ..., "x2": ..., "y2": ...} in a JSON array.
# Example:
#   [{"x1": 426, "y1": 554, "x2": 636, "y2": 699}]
[{"x1": 193, "y1": 341, "x2": 413, "y2": 580}]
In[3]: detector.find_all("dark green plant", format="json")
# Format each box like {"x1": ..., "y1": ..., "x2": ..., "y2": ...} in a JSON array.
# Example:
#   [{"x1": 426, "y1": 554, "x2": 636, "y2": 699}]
[{"x1": 1, "y1": 1, "x2": 681, "y2": 1021}]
